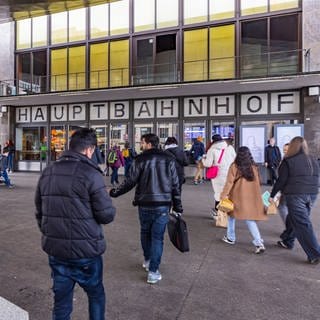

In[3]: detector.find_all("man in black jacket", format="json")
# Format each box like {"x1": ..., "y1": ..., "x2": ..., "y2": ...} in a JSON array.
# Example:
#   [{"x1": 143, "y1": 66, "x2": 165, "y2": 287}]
[
  {"x1": 110, "y1": 133, "x2": 183, "y2": 284},
  {"x1": 35, "y1": 128, "x2": 116, "y2": 320},
  {"x1": 264, "y1": 137, "x2": 281, "y2": 185}
]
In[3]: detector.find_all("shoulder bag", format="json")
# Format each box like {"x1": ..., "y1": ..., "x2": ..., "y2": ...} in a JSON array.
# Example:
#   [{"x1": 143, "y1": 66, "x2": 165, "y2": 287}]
[
  {"x1": 167, "y1": 212, "x2": 190, "y2": 253},
  {"x1": 206, "y1": 149, "x2": 225, "y2": 180}
]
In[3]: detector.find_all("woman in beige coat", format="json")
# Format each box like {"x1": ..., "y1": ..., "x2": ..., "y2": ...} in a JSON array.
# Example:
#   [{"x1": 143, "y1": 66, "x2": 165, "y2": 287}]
[{"x1": 220, "y1": 146, "x2": 267, "y2": 254}]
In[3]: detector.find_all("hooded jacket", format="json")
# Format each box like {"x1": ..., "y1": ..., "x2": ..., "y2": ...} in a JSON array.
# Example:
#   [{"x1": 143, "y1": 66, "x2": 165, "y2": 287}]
[{"x1": 35, "y1": 150, "x2": 116, "y2": 259}]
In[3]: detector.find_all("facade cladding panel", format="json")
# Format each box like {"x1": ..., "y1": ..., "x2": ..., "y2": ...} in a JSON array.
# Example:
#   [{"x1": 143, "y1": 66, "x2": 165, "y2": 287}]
[{"x1": 1, "y1": 0, "x2": 320, "y2": 171}]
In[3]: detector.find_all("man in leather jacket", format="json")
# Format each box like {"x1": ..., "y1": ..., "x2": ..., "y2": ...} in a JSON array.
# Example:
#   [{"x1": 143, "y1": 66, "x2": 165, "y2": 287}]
[{"x1": 110, "y1": 133, "x2": 183, "y2": 284}]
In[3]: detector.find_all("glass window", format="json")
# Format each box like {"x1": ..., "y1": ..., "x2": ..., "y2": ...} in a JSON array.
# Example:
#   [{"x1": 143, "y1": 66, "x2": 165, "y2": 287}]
[
  {"x1": 157, "y1": 0, "x2": 178, "y2": 28},
  {"x1": 241, "y1": 0, "x2": 268, "y2": 16},
  {"x1": 51, "y1": 48, "x2": 67, "y2": 91},
  {"x1": 184, "y1": 0, "x2": 207, "y2": 25},
  {"x1": 210, "y1": 0, "x2": 235, "y2": 20},
  {"x1": 17, "y1": 53, "x2": 31, "y2": 93},
  {"x1": 157, "y1": 122, "x2": 179, "y2": 147},
  {"x1": 270, "y1": 0, "x2": 299, "y2": 11},
  {"x1": 134, "y1": 123, "x2": 153, "y2": 153},
  {"x1": 51, "y1": 11, "x2": 67, "y2": 44},
  {"x1": 90, "y1": 43, "x2": 109, "y2": 89},
  {"x1": 32, "y1": 15, "x2": 47, "y2": 47},
  {"x1": 211, "y1": 121, "x2": 235, "y2": 140},
  {"x1": 210, "y1": 24, "x2": 235, "y2": 79},
  {"x1": 50, "y1": 126, "x2": 66, "y2": 161},
  {"x1": 270, "y1": 15, "x2": 299, "y2": 75},
  {"x1": 241, "y1": 19, "x2": 268, "y2": 77},
  {"x1": 183, "y1": 122, "x2": 206, "y2": 151},
  {"x1": 33, "y1": 51, "x2": 47, "y2": 93},
  {"x1": 110, "y1": 40, "x2": 129, "y2": 87},
  {"x1": 184, "y1": 29, "x2": 208, "y2": 81},
  {"x1": 69, "y1": 46, "x2": 86, "y2": 90},
  {"x1": 16, "y1": 19, "x2": 31, "y2": 49},
  {"x1": 69, "y1": 8, "x2": 86, "y2": 42},
  {"x1": 110, "y1": 0, "x2": 129, "y2": 35},
  {"x1": 90, "y1": 4, "x2": 109, "y2": 38},
  {"x1": 134, "y1": 0, "x2": 155, "y2": 32}
]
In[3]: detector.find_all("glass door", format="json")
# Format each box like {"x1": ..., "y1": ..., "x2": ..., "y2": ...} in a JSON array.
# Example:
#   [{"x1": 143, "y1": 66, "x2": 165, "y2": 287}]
[
  {"x1": 50, "y1": 125, "x2": 66, "y2": 161},
  {"x1": 157, "y1": 122, "x2": 179, "y2": 148},
  {"x1": 110, "y1": 123, "x2": 128, "y2": 150},
  {"x1": 134, "y1": 123, "x2": 154, "y2": 153}
]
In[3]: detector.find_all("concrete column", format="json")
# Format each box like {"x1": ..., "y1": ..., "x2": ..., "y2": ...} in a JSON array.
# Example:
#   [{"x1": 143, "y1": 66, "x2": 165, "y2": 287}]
[
  {"x1": 0, "y1": 21, "x2": 14, "y2": 147},
  {"x1": 302, "y1": 88, "x2": 320, "y2": 159},
  {"x1": 303, "y1": 0, "x2": 320, "y2": 72}
]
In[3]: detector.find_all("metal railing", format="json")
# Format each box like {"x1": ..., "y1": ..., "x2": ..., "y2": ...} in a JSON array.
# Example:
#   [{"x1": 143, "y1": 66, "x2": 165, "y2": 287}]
[{"x1": 0, "y1": 49, "x2": 311, "y2": 97}]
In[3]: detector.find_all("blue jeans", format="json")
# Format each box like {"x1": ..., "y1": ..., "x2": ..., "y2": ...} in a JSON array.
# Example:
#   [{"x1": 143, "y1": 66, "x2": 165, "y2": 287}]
[
  {"x1": 0, "y1": 169, "x2": 11, "y2": 186},
  {"x1": 110, "y1": 167, "x2": 119, "y2": 185},
  {"x1": 227, "y1": 217, "x2": 264, "y2": 246},
  {"x1": 282, "y1": 194, "x2": 320, "y2": 261},
  {"x1": 49, "y1": 256, "x2": 105, "y2": 320},
  {"x1": 138, "y1": 206, "x2": 170, "y2": 272}
]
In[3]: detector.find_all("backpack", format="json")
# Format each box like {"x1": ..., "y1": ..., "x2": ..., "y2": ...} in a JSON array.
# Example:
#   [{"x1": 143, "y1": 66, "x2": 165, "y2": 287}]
[{"x1": 107, "y1": 150, "x2": 118, "y2": 164}]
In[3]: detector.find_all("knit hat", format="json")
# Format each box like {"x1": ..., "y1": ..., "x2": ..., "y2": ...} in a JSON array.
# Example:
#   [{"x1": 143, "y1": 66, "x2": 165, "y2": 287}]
[{"x1": 212, "y1": 134, "x2": 223, "y2": 143}]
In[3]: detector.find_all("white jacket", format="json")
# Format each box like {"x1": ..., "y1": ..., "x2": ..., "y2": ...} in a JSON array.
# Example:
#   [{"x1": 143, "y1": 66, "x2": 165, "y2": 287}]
[{"x1": 202, "y1": 141, "x2": 236, "y2": 201}]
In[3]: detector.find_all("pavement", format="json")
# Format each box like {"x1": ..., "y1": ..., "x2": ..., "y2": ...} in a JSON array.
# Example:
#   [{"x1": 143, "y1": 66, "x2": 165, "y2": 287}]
[{"x1": 1, "y1": 172, "x2": 320, "y2": 320}]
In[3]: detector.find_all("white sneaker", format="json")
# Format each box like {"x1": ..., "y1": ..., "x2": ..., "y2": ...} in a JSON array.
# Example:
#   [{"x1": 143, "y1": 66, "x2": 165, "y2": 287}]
[
  {"x1": 147, "y1": 270, "x2": 162, "y2": 284},
  {"x1": 142, "y1": 260, "x2": 150, "y2": 272},
  {"x1": 255, "y1": 245, "x2": 266, "y2": 254}
]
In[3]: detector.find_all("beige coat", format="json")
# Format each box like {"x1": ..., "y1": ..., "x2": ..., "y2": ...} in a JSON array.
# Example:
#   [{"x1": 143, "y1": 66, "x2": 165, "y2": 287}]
[{"x1": 220, "y1": 163, "x2": 267, "y2": 221}]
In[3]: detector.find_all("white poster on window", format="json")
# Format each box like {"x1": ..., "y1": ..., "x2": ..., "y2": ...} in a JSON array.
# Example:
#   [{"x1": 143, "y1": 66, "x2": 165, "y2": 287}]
[
  {"x1": 240, "y1": 125, "x2": 266, "y2": 163},
  {"x1": 275, "y1": 124, "x2": 304, "y2": 157}
]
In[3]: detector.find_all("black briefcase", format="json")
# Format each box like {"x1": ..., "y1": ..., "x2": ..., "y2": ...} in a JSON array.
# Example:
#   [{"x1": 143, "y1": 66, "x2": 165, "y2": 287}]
[{"x1": 167, "y1": 212, "x2": 190, "y2": 253}]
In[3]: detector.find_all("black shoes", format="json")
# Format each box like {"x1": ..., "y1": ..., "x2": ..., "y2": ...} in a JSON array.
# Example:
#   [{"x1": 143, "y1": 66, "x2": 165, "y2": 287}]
[
  {"x1": 308, "y1": 258, "x2": 320, "y2": 265},
  {"x1": 277, "y1": 240, "x2": 292, "y2": 250}
]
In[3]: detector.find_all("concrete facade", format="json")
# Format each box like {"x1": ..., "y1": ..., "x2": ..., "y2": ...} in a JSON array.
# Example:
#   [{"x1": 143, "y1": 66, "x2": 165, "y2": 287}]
[
  {"x1": 0, "y1": 21, "x2": 14, "y2": 147},
  {"x1": 303, "y1": 0, "x2": 320, "y2": 72}
]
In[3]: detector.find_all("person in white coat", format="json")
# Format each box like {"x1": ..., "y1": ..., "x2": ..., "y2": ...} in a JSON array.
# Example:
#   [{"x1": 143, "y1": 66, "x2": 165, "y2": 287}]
[{"x1": 202, "y1": 134, "x2": 236, "y2": 214}]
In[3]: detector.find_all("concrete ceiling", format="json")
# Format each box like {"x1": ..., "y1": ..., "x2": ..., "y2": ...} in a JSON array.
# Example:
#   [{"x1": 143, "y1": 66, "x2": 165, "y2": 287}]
[
  {"x1": 0, "y1": 73, "x2": 319, "y2": 107},
  {"x1": 0, "y1": 0, "x2": 117, "y2": 23}
]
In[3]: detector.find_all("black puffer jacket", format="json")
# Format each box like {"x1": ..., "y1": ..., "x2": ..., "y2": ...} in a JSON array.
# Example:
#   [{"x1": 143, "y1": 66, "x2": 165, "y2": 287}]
[
  {"x1": 165, "y1": 147, "x2": 189, "y2": 186},
  {"x1": 110, "y1": 148, "x2": 183, "y2": 212},
  {"x1": 35, "y1": 151, "x2": 116, "y2": 260},
  {"x1": 271, "y1": 152, "x2": 319, "y2": 197}
]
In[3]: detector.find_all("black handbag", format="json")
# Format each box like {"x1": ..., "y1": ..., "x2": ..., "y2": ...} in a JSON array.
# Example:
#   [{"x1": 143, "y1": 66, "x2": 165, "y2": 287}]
[{"x1": 167, "y1": 212, "x2": 190, "y2": 253}]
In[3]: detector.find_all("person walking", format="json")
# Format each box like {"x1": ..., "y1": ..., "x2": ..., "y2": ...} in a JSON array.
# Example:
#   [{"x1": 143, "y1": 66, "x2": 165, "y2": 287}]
[
  {"x1": 190, "y1": 136, "x2": 205, "y2": 184},
  {"x1": 35, "y1": 128, "x2": 116, "y2": 320},
  {"x1": 107, "y1": 145, "x2": 125, "y2": 186},
  {"x1": 202, "y1": 134, "x2": 236, "y2": 215},
  {"x1": 270, "y1": 136, "x2": 320, "y2": 264},
  {"x1": 110, "y1": 133, "x2": 183, "y2": 284},
  {"x1": 3, "y1": 140, "x2": 15, "y2": 172},
  {"x1": 220, "y1": 146, "x2": 267, "y2": 254},
  {"x1": 264, "y1": 137, "x2": 281, "y2": 186},
  {"x1": 122, "y1": 141, "x2": 136, "y2": 178},
  {"x1": 164, "y1": 136, "x2": 189, "y2": 192},
  {"x1": 0, "y1": 149, "x2": 14, "y2": 188}
]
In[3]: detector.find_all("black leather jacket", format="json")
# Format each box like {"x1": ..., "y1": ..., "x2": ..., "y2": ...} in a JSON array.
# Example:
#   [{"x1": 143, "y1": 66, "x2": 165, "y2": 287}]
[{"x1": 110, "y1": 148, "x2": 183, "y2": 212}]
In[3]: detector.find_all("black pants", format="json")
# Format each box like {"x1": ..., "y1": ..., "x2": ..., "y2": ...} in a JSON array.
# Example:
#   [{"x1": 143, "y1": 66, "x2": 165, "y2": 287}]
[{"x1": 267, "y1": 165, "x2": 278, "y2": 185}]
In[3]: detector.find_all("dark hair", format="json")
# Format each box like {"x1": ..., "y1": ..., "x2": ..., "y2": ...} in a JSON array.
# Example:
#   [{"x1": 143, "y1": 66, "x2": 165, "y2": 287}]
[
  {"x1": 234, "y1": 146, "x2": 256, "y2": 181},
  {"x1": 165, "y1": 136, "x2": 178, "y2": 145},
  {"x1": 69, "y1": 128, "x2": 97, "y2": 153},
  {"x1": 212, "y1": 134, "x2": 223, "y2": 143},
  {"x1": 141, "y1": 133, "x2": 159, "y2": 148}
]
